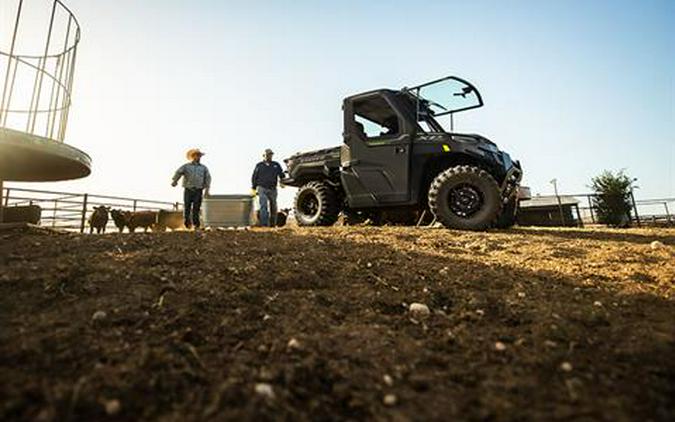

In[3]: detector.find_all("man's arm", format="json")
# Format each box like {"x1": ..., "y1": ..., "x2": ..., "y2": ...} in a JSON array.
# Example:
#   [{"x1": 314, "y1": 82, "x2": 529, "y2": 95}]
[
  {"x1": 171, "y1": 164, "x2": 185, "y2": 186},
  {"x1": 251, "y1": 163, "x2": 260, "y2": 189},
  {"x1": 275, "y1": 162, "x2": 285, "y2": 187},
  {"x1": 203, "y1": 167, "x2": 212, "y2": 190}
]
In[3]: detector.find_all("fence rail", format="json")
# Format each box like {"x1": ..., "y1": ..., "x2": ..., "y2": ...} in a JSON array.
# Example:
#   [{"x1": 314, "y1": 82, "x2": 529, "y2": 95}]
[
  {"x1": 1, "y1": 186, "x2": 180, "y2": 232},
  {"x1": 1, "y1": 186, "x2": 672, "y2": 231},
  {"x1": 540, "y1": 192, "x2": 674, "y2": 227}
]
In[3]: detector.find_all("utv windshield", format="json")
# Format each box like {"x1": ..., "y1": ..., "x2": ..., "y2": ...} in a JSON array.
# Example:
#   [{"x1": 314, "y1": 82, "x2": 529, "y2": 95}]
[{"x1": 407, "y1": 76, "x2": 483, "y2": 117}]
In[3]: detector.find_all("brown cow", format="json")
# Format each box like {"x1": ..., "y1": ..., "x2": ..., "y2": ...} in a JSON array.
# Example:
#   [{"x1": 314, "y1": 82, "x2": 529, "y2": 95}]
[
  {"x1": 89, "y1": 206, "x2": 110, "y2": 234},
  {"x1": 127, "y1": 210, "x2": 157, "y2": 233},
  {"x1": 110, "y1": 209, "x2": 128, "y2": 233},
  {"x1": 1, "y1": 205, "x2": 41, "y2": 224},
  {"x1": 154, "y1": 209, "x2": 184, "y2": 232}
]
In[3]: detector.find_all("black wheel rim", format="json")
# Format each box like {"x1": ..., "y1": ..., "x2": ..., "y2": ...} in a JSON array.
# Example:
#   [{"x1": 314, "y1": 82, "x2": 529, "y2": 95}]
[
  {"x1": 448, "y1": 183, "x2": 484, "y2": 218},
  {"x1": 298, "y1": 192, "x2": 320, "y2": 218}
]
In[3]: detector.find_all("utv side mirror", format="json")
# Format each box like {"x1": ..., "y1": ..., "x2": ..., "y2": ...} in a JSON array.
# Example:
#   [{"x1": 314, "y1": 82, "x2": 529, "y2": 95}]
[{"x1": 453, "y1": 86, "x2": 474, "y2": 98}]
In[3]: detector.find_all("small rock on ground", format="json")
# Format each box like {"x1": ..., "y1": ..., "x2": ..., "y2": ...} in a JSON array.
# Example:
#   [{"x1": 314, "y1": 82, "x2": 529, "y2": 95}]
[
  {"x1": 409, "y1": 303, "x2": 430, "y2": 316},
  {"x1": 254, "y1": 383, "x2": 275, "y2": 400},
  {"x1": 383, "y1": 394, "x2": 397, "y2": 406}
]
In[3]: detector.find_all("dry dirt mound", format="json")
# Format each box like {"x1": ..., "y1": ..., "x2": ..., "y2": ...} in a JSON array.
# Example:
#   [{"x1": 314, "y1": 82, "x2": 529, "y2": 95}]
[{"x1": 1, "y1": 226, "x2": 674, "y2": 421}]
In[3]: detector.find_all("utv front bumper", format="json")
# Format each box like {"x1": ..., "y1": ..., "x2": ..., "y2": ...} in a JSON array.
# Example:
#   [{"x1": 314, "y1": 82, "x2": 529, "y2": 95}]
[
  {"x1": 475, "y1": 144, "x2": 522, "y2": 200},
  {"x1": 501, "y1": 163, "x2": 522, "y2": 202}
]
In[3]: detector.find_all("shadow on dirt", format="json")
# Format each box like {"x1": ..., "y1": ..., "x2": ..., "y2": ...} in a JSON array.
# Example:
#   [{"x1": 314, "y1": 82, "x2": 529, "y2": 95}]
[
  {"x1": 508, "y1": 227, "x2": 675, "y2": 245},
  {"x1": 0, "y1": 227, "x2": 673, "y2": 421}
]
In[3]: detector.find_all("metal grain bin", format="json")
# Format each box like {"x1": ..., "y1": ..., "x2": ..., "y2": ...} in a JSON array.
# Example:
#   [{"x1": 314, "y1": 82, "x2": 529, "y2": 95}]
[{"x1": 203, "y1": 195, "x2": 254, "y2": 228}]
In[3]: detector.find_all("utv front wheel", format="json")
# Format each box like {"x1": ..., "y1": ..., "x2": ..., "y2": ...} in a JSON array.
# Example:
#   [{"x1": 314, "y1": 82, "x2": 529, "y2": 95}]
[
  {"x1": 428, "y1": 166, "x2": 501, "y2": 230},
  {"x1": 294, "y1": 182, "x2": 340, "y2": 226}
]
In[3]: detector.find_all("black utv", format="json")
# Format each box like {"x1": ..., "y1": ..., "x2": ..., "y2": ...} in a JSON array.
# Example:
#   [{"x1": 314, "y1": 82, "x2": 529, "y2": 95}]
[{"x1": 281, "y1": 76, "x2": 522, "y2": 230}]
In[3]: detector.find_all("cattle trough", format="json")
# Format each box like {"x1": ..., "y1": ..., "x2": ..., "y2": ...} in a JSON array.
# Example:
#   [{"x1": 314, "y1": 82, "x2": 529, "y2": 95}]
[{"x1": 203, "y1": 194, "x2": 255, "y2": 228}]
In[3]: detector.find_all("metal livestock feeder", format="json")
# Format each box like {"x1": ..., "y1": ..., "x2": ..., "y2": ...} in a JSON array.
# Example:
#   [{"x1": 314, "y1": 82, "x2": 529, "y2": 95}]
[
  {"x1": 202, "y1": 194, "x2": 255, "y2": 228},
  {"x1": 1, "y1": 0, "x2": 90, "y2": 223}
]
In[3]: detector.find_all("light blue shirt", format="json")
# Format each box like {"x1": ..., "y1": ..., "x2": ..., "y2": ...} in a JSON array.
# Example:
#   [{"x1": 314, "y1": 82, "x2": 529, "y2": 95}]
[{"x1": 172, "y1": 162, "x2": 211, "y2": 189}]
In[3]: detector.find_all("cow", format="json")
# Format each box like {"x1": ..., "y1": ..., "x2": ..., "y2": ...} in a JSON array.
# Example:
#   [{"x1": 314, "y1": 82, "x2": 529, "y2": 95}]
[
  {"x1": 0, "y1": 205, "x2": 42, "y2": 225},
  {"x1": 154, "y1": 209, "x2": 184, "y2": 232},
  {"x1": 110, "y1": 209, "x2": 128, "y2": 233},
  {"x1": 276, "y1": 209, "x2": 290, "y2": 227},
  {"x1": 127, "y1": 210, "x2": 158, "y2": 233},
  {"x1": 255, "y1": 208, "x2": 290, "y2": 227},
  {"x1": 89, "y1": 206, "x2": 110, "y2": 234}
]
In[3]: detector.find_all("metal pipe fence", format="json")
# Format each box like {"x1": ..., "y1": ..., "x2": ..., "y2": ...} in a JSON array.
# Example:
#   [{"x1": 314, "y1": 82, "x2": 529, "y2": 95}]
[
  {"x1": 560, "y1": 193, "x2": 674, "y2": 227},
  {"x1": 2, "y1": 186, "x2": 672, "y2": 230},
  {"x1": 2, "y1": 186, "x2": 180, "y2": 232}
]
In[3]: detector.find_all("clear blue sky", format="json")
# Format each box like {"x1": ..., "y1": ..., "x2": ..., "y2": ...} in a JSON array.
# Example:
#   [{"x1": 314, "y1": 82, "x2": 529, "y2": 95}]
[{"x1": 7, "y1": 0, "x2": 675, "y2": 205}]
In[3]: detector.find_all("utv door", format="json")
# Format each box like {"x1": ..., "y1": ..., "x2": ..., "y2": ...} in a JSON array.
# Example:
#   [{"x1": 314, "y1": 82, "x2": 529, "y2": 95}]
[{"x1": 340, "y1": 92, "x2": 411, "y2": 208}]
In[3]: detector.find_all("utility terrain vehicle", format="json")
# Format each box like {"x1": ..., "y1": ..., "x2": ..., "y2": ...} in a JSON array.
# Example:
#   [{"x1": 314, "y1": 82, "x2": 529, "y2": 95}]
[{"x1": 281, "y1": 76, "x2": 522, "y2": 230}]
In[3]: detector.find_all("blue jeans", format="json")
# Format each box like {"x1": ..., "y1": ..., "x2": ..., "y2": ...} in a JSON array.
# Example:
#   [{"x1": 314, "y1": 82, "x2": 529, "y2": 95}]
[
  {"x1": 183, "y1": 188, "x2": 203, "y2": 228},
  {"x1": 257, "y1": 186, "x2": 278, "y2": 227}
]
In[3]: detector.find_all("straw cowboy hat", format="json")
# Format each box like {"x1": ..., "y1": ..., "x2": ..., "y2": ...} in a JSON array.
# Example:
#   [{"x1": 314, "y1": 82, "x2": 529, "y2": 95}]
[{"x1": 186, "y1": 148, "x2": 205, "y2": 160}]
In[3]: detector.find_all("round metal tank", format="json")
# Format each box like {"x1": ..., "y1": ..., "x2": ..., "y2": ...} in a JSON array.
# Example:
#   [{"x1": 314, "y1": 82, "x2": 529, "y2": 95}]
[
  {"x1": 0, "y1": 127, "x2": 91, "y2": 181},
  {"x1": 203, "y1": 194, "x2": 254, "y2": 228}
]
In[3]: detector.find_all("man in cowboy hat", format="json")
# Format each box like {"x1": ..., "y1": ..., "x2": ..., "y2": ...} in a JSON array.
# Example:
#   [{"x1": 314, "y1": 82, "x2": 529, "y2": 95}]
[
  {"x1": 172, "y1": 148, "x2": 211, "y2": 229},
  {"x1": 251, "y1": 148, "x2": 285, "y2": 227}
]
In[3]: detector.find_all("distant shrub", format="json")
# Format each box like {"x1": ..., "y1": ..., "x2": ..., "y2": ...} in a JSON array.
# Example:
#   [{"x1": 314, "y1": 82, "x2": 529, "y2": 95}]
[{"x1": 590, "y1": 170, "x2": 635, "y2": 227}]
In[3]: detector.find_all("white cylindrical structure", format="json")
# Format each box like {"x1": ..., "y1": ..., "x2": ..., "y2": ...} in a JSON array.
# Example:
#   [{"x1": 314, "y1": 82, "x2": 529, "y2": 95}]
[{"x1": 0, "y1": 0, "x2": 90, "y2": 182}]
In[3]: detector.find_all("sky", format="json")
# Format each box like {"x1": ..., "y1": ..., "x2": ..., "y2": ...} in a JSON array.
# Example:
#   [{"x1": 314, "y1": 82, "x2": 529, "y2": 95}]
[{"x1": 2, "y1": 0, "x2": 674, "y2": 208}]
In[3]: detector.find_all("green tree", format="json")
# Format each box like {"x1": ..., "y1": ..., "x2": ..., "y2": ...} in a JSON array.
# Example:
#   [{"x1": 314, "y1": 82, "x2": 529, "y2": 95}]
[{"x1": 590, "y1": 170, "x2": 636, "y2": 227}]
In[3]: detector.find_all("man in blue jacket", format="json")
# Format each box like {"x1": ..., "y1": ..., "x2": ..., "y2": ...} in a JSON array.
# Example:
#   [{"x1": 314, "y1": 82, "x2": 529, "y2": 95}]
[{"x1": 251, "y1": 148, "x2": 284, "y2": 227}]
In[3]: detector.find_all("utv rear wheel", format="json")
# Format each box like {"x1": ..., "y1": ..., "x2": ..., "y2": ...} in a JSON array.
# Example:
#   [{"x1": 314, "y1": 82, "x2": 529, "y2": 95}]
[
  {"x1": 494, "y1": 196, "x2": 518, "y2": 229},
  {"x1": 294, "y1": 182, "x2": 340, "y2": 226},
  {"x1": 428, "y1": 166, "x2": 501, "y2": 230}
]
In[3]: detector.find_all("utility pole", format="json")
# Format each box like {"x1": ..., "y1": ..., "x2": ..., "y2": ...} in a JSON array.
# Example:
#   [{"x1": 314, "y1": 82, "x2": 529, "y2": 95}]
[{"x1": 550, "y1": 178, "x2": 565, "y2": 226}]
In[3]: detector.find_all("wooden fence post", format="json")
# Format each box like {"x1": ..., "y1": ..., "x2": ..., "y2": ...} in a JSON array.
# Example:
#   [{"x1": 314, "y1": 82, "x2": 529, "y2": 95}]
[
  {"x1": 0, "y1": 180, "x2": 4, "y2": 223},
  {"x1": 587, "y1": 195, "x2": 595, "y2": 223},
  {"x1": 80, "y1": 193, "x2": 88, "y2": 233},
  {"x1": 630, "y1": 190, "x2": 641, "y2": 227},
  {"x1": 575, "y1": 204, "x2": 583, "y2": 228}
]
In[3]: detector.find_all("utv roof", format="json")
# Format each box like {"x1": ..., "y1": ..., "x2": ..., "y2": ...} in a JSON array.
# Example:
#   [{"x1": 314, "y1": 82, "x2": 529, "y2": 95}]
[{"x1": 344, "y1": 88, "x2": 398, "y2": 101}]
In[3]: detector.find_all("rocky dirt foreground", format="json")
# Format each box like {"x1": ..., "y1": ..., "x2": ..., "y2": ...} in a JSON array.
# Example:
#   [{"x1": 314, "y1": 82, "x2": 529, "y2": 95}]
[{"x1": 0, "y1": 225, "x2": 674, "y2": 421}]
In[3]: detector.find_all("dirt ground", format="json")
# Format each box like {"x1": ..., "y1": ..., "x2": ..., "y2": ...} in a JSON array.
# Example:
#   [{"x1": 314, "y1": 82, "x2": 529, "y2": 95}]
[{"x1": 0, "y1": 225, "x2": 673, "y2": 421}]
